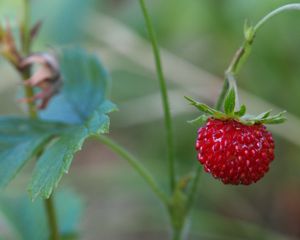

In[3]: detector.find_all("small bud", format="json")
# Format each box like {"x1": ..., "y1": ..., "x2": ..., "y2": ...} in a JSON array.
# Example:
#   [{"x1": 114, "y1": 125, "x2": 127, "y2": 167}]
[
  {"x1": 20, "y1": 53, "x2": 62, "y2": 109},
  {"x1": 244, "y1": 20, "x2": 255, "y2": 42}
]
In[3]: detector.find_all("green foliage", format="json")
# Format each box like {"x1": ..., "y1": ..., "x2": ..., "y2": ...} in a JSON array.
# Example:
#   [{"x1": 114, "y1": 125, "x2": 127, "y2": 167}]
[
  {"x1": 185, "y1": 96, "x2": 226, "y2": 119},
  {"x1": 224, "y1": 88, "x2": 236, "y2": 115},
  {"x1": 0, "y1": 118, "x2": 65, "y2": 189},
  {"x1": 187, "y1": 115, "x2": 208, "y2": 126},
  {"x1": 29, "y1": 102, "x2": 114, "y2": 200},
  {"x1": 234, "y1": 104, "x2": 246, "y2": 117},
  {"x1": 0, "y1": 190, "x2": 82, "y2": 240},
  {"x1": 244, "y1": 20, "x2": 255, "y2": 41},
  {"x1": 0, "y1": 48, "x2": 116, "y2": 200},
  {"x1": 41, "y1": 48, "x2": 113, "y2": 124},
  {"x1": 241, "y1": 110, "x2": 287, "y2": 125},
  {"x1": 185, "y1": 95, "x2": 286, "y2": 126}
]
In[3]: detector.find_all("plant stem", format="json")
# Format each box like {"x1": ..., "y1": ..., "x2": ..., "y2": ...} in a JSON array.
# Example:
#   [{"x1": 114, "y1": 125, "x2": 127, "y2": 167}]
[
  {"x1": 21, "y1": 70, "x2": 38, "y2": 118},
  {"x1": 138, "y1": 0, "x2": 176, "y2": 192},
  {"x1": 216, "y1": 3, "x2": 300, "y2": 110},
  {"x1": 21, "y1": 0, "x2": 37, "y2": 117},
  {"x1": 96, "y1": 135, "x2": 169, "y2": 205},
  {"x1": 21, "y1": 1, "x2": 60, "y2": 240},
  {"x1": 44, "y1": 198, "x2": 60, "y2": 240},
  {"x1": 172, "y1": 229, "x2": 183, "y2": 240},
  {"x1": 254, "y1": 4, "x2": 300, "y2": 32}
]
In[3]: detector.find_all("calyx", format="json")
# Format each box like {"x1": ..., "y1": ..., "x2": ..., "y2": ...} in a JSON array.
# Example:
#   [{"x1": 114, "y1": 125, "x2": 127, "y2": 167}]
[{"x1": 185, "y1": 88, "x2": 286, "y2": 126}]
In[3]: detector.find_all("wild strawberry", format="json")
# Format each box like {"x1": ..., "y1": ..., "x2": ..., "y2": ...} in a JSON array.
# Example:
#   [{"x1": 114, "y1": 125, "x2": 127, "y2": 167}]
[
  {"x1": 186, "y1": 88, "x2": 286, "y2": 185},
  {"x1": 196, "y1": 118, "x2": 274, "y2": 185}
]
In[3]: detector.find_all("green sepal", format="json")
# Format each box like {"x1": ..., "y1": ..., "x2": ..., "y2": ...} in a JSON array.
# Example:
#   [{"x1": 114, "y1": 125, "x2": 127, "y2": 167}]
[
  {"x1": 255, "y1": 111, "x2": 287, "y2": 124},
  {"x1": 224, "y1": 88, "x2": 236, "y2": 115},
  {"x1": 234, "y1": 104, "x2": 246, "y2": 117},
  {"x1": 185, "y1": 95, "x2": 286, "y2": 126},
  {"x1": 255, "y1": 110, "x2": 272, "y2": 120},
  {"x1": 187, "y1": 115, "x2": 209, "y2": 126},
  {"x1": 241, "y1": 111, "x2": 287, "y2": 125},
  {"x1": 185, "y1": 96, "x2": 226, "y2": 119}
]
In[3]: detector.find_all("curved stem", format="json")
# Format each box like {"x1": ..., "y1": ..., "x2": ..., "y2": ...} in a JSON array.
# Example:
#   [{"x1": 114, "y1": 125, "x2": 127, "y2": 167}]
[
  {"x1": 254, "y1": 4, "x2": 300, "y2": 32},
  {"x1": 138, "y1": 0, "x2": 176, "y2": 192},
  {"x1": 21, "y1": 1, "x2": 60, "y2": 240},
  {"x1": 216, "y1": 3, "x2": 300, "y2": 110},
  {"x1": 96, "y1": 135, "x2": 169, "y2": 205}
]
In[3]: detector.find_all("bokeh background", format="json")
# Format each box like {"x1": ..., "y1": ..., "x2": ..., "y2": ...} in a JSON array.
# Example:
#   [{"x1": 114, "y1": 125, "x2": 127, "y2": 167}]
[{"x1": 1, "y1": 0, "x2": 300, "y2": 239}]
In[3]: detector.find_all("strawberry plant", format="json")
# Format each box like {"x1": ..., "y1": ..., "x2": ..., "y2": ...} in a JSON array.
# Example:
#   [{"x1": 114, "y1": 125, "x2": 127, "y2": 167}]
[{"x1": 1, "y1": 1, "x2": 299, "y2": 240}]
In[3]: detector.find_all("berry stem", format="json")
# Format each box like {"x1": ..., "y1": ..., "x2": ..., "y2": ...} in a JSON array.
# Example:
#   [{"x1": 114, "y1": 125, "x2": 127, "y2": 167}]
[
  {"x1": 216, "y1": 3, "x2": 300, "y2": 111},
  {"x1": 138, "y1": 0, "x2": 176, "y2": 193},
  {"x1": 254, "y1": 4, "x2": 300, "y2": 32},
  {"x1": 21, "y1": 1, "x2": 60, "y2": 240},
  {"x1": 96, "y1": 135, "x2": 169, "y2": 205}
]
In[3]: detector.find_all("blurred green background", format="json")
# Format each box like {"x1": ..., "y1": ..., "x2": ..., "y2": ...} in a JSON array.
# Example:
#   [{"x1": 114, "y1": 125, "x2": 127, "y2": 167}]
[{"x1": 1, "y1": 0, "x2": 300, "y2": 239}]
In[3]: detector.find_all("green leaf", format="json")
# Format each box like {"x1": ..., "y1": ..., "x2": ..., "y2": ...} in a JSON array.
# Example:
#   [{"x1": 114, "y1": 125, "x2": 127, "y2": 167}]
[
  {"x1": 29, "y1": 102, "x2": 116, "y2": 200},
  {"x1": 224, "y1": 88, "x2": 236, "y2": 115},
  {"x1": 234, "y1": 104, "x2": 246, "y2": 117},
  {"x1": 0, "y1": 117, "x2": 65, "y2": 189},
  {"x1": 29, "y1": 49, "x2": 117, "y2": 199},
  {"x1": 41, "y1": 47, "x2": 112, "y2": 124},
  {"x1": 0, "y1": 190, "x2": 83, "y2": 240},
  {"x1": 0, "y1": 48, "x2": 116, "y2": 199}
]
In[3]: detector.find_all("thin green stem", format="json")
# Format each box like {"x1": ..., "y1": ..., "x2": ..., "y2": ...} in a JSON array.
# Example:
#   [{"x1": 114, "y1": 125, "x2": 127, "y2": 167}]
[
  {"x1": 21, "y1": 0, "x2": 37, "y2": 118},
  {"x1": 216, "y1": 3, "x2": 300, "y2": 110},
  {"x1": 96, "y1": 135, "x2": 169, "y2": 205},
  {"x1": 21, "y1": 1, "x2": 60, "y2": 240},
  {"x1": 44, "y1": 197, "x2": 60, "y2": 240},
  {"x1": 254, "y1": 4, "x2": 300, "y2": 32},
  {"x1": 21, "y1": 70, "x2": 38, "y2": 118},
  {"x1": 138, "y1": 0, "x2": 176, "y2": 192}
]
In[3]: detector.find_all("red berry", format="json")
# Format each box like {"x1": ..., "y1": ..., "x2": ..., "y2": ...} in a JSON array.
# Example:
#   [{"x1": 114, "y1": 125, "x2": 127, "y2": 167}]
[{"x1": 196, "y1": 118, "x2": 275, "y2": 185}]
